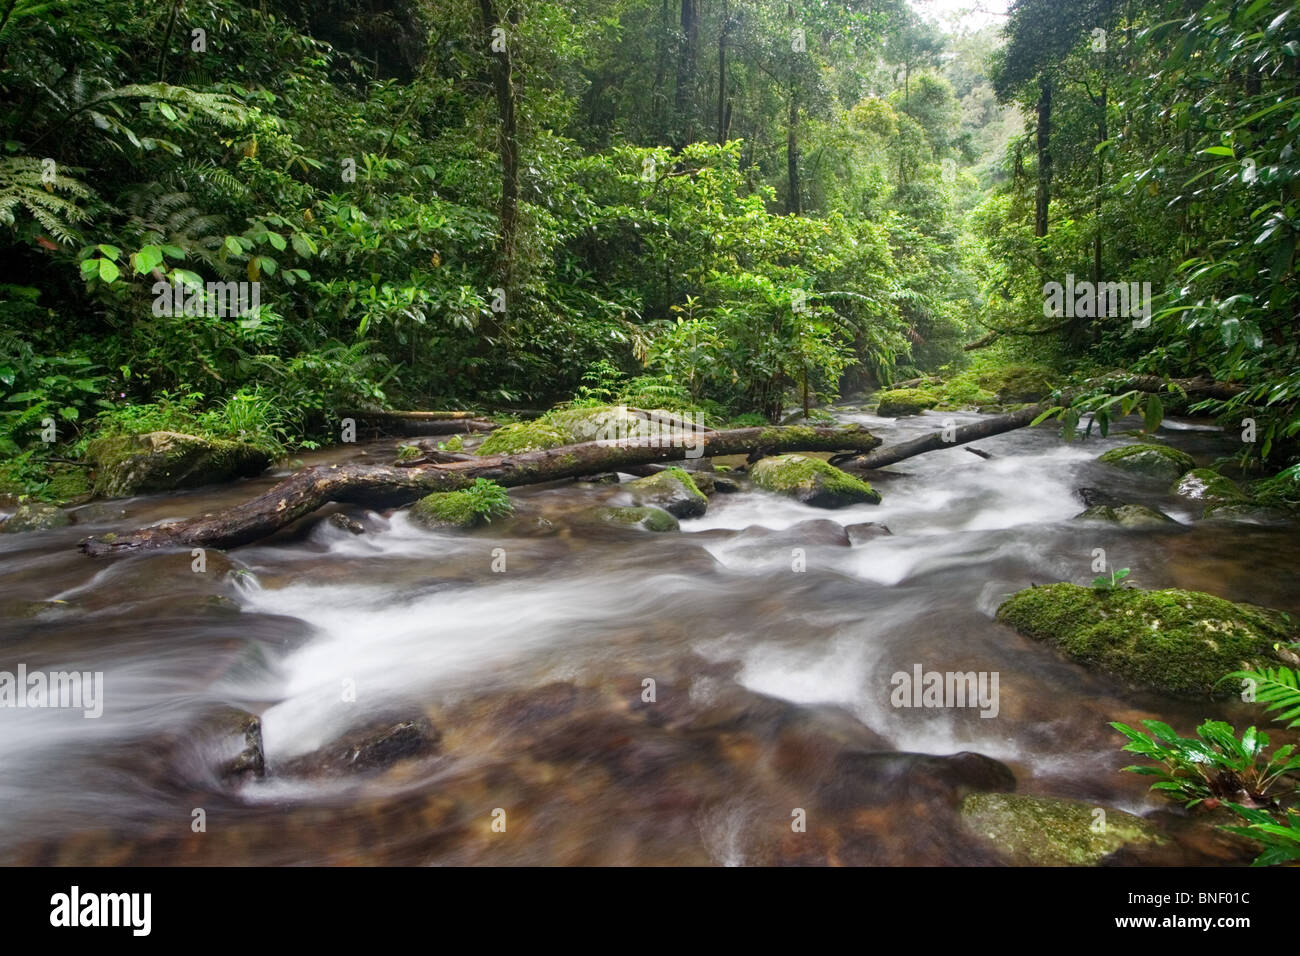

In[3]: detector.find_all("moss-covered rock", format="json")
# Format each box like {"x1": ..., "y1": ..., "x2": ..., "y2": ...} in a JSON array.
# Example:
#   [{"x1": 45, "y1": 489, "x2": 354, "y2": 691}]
[
  {"x1": 408, "y1": 484, "x2": 511, "y2": 530},
  {"x1": 974, "y1": 364, "x2": 1055, "y2": 403},
  {"x1": 874, "y1": 388, "x2": 940, "y2": 416},
  {"x1": 626, "y1": 467, "x2": 708, "y2": 518},
  {"x1": 594, "y1": 506, "x2": 680, "y2": 532},
  {"x1": 1073, "y1": 503, "x2": 1179, "y2": 528},
  {"x1": 1097, "y1": 443, "x2": 1196, "y2": 480},
  {"x1": 86, "y1": 431, "x2": 270, "y2": 498},
  {"x1": 996, "y1": 583, "x2": 1296, "y2": 698},
  {"x1": 1201, "y1": 501, "x2": 1292, "y2": 522},
  {"x1": 1173, "y1": 468, "x2": 1246, "y2": 504},
  {"x1": 1, "y1": 501, "x2": 71, "y2": 533},
  {"x1": 749, "y1": 454, "x2": 881, "y2": 508},
  {"x1": 960, "y1": 792, "x2": 1166, "y2": 866},
  {"x1": 475, "y1": 419, "x2": 571, "y2": 455}
]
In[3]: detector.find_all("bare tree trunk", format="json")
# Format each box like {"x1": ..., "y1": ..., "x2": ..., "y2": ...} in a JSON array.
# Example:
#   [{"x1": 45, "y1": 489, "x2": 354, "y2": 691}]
[{"x1": 479, "y1": 0, "x2": 520, "y2": 300}]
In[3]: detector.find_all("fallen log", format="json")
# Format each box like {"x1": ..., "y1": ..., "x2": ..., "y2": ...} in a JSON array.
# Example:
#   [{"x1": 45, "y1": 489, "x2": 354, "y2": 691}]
[
  {"x1": 837, "y1": 373, "x2": 1247, "y2": 471},
  {"x1": 79, "y1": 424, "x2": 881, "y2": 555}
]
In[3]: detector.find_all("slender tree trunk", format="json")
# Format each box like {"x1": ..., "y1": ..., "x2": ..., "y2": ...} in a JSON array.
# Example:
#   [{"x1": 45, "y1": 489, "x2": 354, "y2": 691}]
[
  {"x1": 1034, "y1": 73, "x2": 1053, "y2": 239},
  {"x1": 716, "y1": 0, "x2": 728, "y2": 144},
  {"x1": 674, "y1": 0, "x2": 698, "y2": 146},
  {"x1": 478, "y1": 0, "x2": 520, "y2": 302}
]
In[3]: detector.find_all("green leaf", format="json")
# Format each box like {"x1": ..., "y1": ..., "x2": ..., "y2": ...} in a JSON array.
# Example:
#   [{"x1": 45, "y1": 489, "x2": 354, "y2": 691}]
[{"x1": 97, "y1": 259, "x2": 120, "y2": 283}]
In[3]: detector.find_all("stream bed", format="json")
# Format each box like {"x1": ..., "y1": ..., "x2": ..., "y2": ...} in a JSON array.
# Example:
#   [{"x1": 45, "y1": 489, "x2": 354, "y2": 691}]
[{"x1": 2, "y1": 407, "x2": 1297, "y2": 865}]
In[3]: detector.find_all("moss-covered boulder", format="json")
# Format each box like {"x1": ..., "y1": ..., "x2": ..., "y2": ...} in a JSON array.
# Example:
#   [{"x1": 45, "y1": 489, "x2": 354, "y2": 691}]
[
  {"x1": 626, "y1": 467, "x2": 707, "y2": 518},
  {"x1": 594, "y1": 505, "x2": 680, "y2": 532},
  {"x1": 477, "y1": 405, "x2": 702, "y2": 456},
  {"x1": 86, "y1": 431, "x2": 270, "y2": 498},
  {"x1": 1097, "y1": 443, "x2": 1196, "y2": 480},
  {"x1": 1, "y1": 501, "x2": 71, "y2": 533},
  {"x1": 960, "y1": 793, "x2": 1166, "y2": 866},
  {"x1": 874, "y1": 388, "x2": 940, "y2": 416},
  {"x1": 1073, "y1": 503, "x2": 1179, "y2": 529},
  {"x1": 409, "y1": 483, "x2": 512, "y2": 530},
  {"x1": 749, "y1": 454, "x2": 881, "y2": 508},
  {"x1": 1173, "y1": 468, "x2": 1246, "y2": 504},
  {"x1": 475, "y1": 419, "x2": 571, "y2": 455},
  {"x1": 996, "y1": 583, "x2": 1297, "y2": 698},
  {"x1": 1201, "y1": 501, "x2": 1292, "y2": 522},
  {"x1": 974, "y1": 364, "x2": 1055, "y2": 403}
]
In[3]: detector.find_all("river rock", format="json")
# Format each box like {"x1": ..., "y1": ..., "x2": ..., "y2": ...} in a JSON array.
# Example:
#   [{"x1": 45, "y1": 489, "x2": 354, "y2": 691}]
[
  {"x1": 280, "y1": 715, "x2": 441, "y2": 776},
  {"x1": 874, "y1": 388, "x2": 940, "y2": 416},
  {"x1": 1, "y1": 501, "x2": 71, "y2": 533},
  {"x1": 1172, "y1": 468, "x2": 1246, "y2": 504},
  {"x1": 845, "y1": 521, "x2": 892, "y2": 544},
  {"x1": 749, "y1": 454, "x2": 881, "y2": 508},
  {"x1": 727, "y1": 519, "x2": 852, "y2": 554},
  {"x1": 819, "y1": 750, "x2": 1015, "y2": 811},
  {"x1": 997, "y1": 583, "x2": 1297, "y2": 698},
  {"x1": 594, "y1": 505, "x2": 680, "y2": 532},
  {"x1": 625, "y1": 468, "x2": 708, "y2": 518},
  {"x1": 86, "y1": 431, "x2": 270, "y2": 498},
  {"x1": 960, "y1": 792, "x2": 1165, "y2": 865},
  {"x1": 327, "y1": 513, "x2": 366, "y2": 534},
  {"x1": 1073, "y1": 503, "x2": 1179, "y2": 528},
  {"x1": 1096, "y1": 443, "x2": 1195, "y2": 480}
]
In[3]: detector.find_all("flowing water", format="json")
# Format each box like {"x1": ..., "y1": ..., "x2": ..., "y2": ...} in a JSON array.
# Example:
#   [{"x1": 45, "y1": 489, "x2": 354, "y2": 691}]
[{"x1": 2, "y1": 407, "x2": 1297, "y2": 865}]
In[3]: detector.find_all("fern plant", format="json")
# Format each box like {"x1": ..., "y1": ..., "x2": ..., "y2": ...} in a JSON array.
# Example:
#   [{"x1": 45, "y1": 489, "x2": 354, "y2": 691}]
[
  {"x1": 1226, "y1": 665, "x2": 1300, "y2": 729},
  {"x1": 0, "y1": 156, "x2": 93, "y2": 244}
]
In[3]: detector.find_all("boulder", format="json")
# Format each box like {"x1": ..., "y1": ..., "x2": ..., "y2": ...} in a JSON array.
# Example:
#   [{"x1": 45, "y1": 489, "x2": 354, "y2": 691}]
[
  {"x1": 280, "y1": 715, "x2": 441, "y2": 777},
  {"x1": 997, "y1": 583, "x2": 1297, "y2": 698},
  {"x1": 1172, "y1": 468, "x2": 1247, "y2": 504},
  {"x1": 86, "y1": 431, "x2": 270, "y2": 498},
  {"x1": 1, "y1": 501, "x2": 71, "y2": 533},
  {"x1": 625, "y1": 467, "x2": 707, "y2": 518},
  {"x1": 1073, "y1": 504, "x2": 1180, "y2": 529},
  {"x1": 874, "y1": 388, "x2": 940, "y2": 416},
  {"x1": 960, "y1": 792, "x2": 1165, "y2": 865},
  {"x1": 749, "y1": 454, "x2": 881, "y2": 508},
  {"x1": 1096, "y1": 443, "x2": 1195, "y2": 480},
  {"x1": 594, "y1": 506, "x2": 680, "y2": 532}
]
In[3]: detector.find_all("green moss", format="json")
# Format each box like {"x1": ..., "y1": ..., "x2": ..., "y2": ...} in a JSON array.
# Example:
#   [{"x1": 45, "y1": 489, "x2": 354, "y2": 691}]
[
  {"x1": 1248, "y1": 468, "x2": 1300, "y2": 512},
  {"x1": 973, "y1": 363, "x2": 1056, "y2": 403},
  {"x1": 1, "y1": 500, "x2": 71, "y2": 533},
  {"x1": 1074, "y1": 504, "x2": 1177, "y2": 528},
  {"x1": 595, "y1": 505, "x2": 680, "y2": 532},
  {"x1": 1172, "y1": 468, "x2": 1246, "y2": 504},
  {"x1": 1097, "y1": 443, "x2": 1196, "y2": 479},
  {"x1": 996, "y1": 583, "x2": 1295, "y2": 698},
  {"x1": 749, "y1": 453, "x2": 881, "y2": 508},
  {"x1": 86, "y1": 431, "x2": 270, "y2": 498},
  {"x1": 409, "y1": 479, "x2": 514, "y2": 530},
  {"x1": 874, "y1": 388, "x2": 940, "y2": 416},
  {"x1": 441, "y1": 434, "x2": 464, "y2": 453},
  {"x1": 476, "y1": 420, "x2": 571, "y2": 456},
  {"x1": 626, "y1": 467, "x2": 708, "y2": 518},
  {"x1": 758, "y1": 424, "x2": 822, "y2": 446},
  {"x1": 961, "y1": 793, "x2": 1165, "y2": 866},
  {"x1": 396, "y1": 444, "x2": 421, "y2": 461},
  {"x1": 931, "y1": 372, "x2": 997, "y2": 408}
]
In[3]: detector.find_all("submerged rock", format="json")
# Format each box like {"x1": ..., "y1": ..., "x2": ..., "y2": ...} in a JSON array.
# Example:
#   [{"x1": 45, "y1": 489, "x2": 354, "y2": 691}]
[
  {"x1": 327, "y1": 513, "x2": 365, "y2": 534},
  {"x1": 749, "y1": 454, "x2": 881, "y2": 508},
  {"x1": 819, "y1": 750, "x2": 1015, "y2": 811},
  {"x1": 874, "y1": 388, "x2": 940, "y2": 416},
  {"x1": 86, "y1": 431, "x2": 270, "y2": 498},
  {"x1": 1073, "y1": 503, "x2": 1179, "y2": 529},
  {"x1": 1172, "y1": 468, "x2": 1246, "y2": 504},
  {"x1": 845, "y1": 521, "x2": 892, "y2": 544},
  {"x1": 625, "y1": 467, "x2": 708, "y2": 518},
  {"x1": 1202, "y1": 501, "x2": 1291, "y2": 522},
  {"x1": 997, "y1": 583, "x2": 1297, "y2": 698},
  {"x1": 1097, "y1": 443, "x2": 1195, "y2": 480},
  {"x1": 594, "y1": 505, "x2": 680, "y2": 532},
  {"x1": 960, "y1": 792, "x2": 1166, "y2": 865},
  {"x1": 1, "y1": 501, "x2": 71, "y2": 533},
  {"x1": 280, "y1": 715, "x2": 441, "y2": 777}
]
